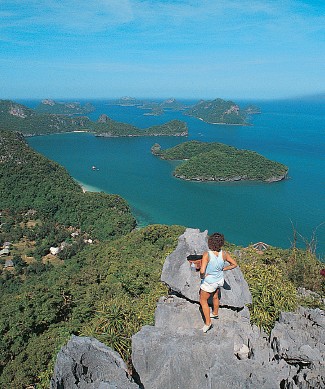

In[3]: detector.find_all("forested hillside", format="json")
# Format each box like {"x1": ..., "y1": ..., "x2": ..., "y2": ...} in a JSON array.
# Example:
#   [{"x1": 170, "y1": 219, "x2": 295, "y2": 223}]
[{"x1": 0, "y1": 130, "x2": 135, "y2": 239}]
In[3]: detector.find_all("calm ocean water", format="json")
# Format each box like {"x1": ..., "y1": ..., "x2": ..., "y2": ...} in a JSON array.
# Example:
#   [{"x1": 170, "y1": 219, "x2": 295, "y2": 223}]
[{"x1": 24, "y1": 99, "x2": 325, "y2": 257}]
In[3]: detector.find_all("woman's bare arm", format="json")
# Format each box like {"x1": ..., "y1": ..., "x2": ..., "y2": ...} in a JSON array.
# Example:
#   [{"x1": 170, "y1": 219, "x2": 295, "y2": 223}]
[
  {"x1": 199, "y1": 251, "x2": 209, "y2": 279},
  {"x1": 223, "y1": 251, "x2": 237, "y2": 271}
]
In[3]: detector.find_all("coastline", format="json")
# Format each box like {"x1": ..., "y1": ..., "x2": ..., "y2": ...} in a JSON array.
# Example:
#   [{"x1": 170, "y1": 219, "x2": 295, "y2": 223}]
[
  {"x1": 76, "y1": 180, "x2": 102, "y2": 193},
  {"x1": 23, "y1": 129, "x2": 92, "y2": 137},
  {"x1": 77, "y1": 180, "x2": 148, "y2": 230},
  {"x1": 197, "y1": 117, "x2": 248, "y2": 125},
  {"x1": 173, "y1": 174, "x2": 287, "y2": 183}
]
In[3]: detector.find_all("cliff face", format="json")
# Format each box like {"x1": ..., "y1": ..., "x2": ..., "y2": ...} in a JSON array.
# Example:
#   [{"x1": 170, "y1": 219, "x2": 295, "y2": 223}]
[{"x1": 51, "y1": 229, "x2": 325, "y2": 389}]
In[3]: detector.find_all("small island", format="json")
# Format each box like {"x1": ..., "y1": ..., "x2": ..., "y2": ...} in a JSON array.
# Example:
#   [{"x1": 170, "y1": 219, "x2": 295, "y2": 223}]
[
  {"x1": 151, "y1": 140, "x2": 288, "y2": 182},
  {"x1": 35, "y1": 99, "x2": 95, "y2": 115},
  {"x1": 143, "y1": 106, "x2": 164, "y2": 116},
  {"x1": 245, "y1": 105, "x2": 261, "y2": 114},
  {"x1": 110, "y1": 96, "x2": 142, "y2": 106},
  {"x1": 183, "y1": 98, "x2": 248, "y2": 125},
  {"x1": 112, "y1": 97, "x2": 187, "y2": 116}
]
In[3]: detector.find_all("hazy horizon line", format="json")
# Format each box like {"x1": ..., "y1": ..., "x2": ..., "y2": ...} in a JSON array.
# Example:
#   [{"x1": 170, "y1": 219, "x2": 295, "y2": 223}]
[{"x1": 7, "y1": 92, "x2": 325, "y2": 103}]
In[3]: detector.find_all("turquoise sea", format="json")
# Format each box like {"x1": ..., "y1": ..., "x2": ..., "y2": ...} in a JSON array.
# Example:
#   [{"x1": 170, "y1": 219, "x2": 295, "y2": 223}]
[{"x1": 24, "y1": 99, "x2": 325, "y2": 257}]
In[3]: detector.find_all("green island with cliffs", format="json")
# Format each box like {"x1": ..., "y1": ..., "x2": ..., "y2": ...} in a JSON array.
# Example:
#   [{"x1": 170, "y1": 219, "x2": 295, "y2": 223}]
[
  {"x1": 151, "y1": 140, "x2": 288, "y2": 182},
  {"x1": 183, "y1": 98, "x2": 248, "y2": 125},
  {"x1": 0, "y1": 100, "x2": 188, "y2": 137}
]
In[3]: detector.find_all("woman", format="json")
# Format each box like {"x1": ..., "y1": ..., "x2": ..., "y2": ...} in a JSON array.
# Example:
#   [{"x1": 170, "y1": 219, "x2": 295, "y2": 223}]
[{"x1": 199, "y1": 232, "x2": 237, "y2": 333}]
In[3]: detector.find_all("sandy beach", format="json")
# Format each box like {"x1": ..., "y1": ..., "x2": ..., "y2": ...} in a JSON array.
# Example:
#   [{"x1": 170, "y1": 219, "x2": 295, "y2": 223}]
[{"x1": 76, "y1": 180, "x2": 101, "y2": 193}]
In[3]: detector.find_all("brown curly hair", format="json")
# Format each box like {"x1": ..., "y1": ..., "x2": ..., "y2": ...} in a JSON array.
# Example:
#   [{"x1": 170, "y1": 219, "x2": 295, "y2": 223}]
[{"x1": 208, "y1": 232, "x2": 225, "y2": 251}]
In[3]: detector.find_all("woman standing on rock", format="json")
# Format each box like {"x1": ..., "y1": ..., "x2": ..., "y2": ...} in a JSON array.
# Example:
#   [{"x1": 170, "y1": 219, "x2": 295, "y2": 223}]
[{"x1": 199, "y1": 232, "x2": 237, "y2": 333}]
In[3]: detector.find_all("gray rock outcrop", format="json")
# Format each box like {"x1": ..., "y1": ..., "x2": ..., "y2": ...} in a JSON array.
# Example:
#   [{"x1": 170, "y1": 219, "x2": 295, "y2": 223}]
[
  {"x1": 270, "y1": 307, "x2": 325, "y2": 388},
  {"x1": 132, "y1": 294, "x2": 276, "y2": 389},
  {"x1": 161, "y1": 228, "x2": 252, "y2": 307},
  {"x1": 98, "y1": 114, "x2": 111, "y2": 123},
  {"x1": 50, "y1": 335, "x2": 139, "y2": 389},
  {"x1": 132, "y1": 296, "x2": 325, "y2": 388}
]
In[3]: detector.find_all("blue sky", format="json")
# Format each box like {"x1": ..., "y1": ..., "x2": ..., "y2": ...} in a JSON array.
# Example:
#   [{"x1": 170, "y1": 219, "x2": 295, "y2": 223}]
[{"x1": 1, "y1": 0, "x2": 325, "y2": 99}]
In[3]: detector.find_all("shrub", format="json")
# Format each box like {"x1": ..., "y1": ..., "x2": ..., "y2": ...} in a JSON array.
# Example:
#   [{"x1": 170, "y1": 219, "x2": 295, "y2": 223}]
[{"x1": 240, "y1": 260, "x2": 298, "y2": 332}]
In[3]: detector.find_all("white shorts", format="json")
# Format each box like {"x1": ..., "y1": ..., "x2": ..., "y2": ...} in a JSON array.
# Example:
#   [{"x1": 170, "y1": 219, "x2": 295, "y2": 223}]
[{"x1": 200, "y1": 278, "x2": 224, "y2": 293}]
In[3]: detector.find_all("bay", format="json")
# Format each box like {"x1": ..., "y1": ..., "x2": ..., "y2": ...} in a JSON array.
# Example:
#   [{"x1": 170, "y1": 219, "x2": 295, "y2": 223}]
[{"x1": 25, "y1": 99, "x2": 325, "y2": 257}]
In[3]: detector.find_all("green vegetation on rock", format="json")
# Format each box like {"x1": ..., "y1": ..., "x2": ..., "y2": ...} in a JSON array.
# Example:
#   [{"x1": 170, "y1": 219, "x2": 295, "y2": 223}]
[
  {"x1": 0, "y1": 100, "x2": 91, "y2": 136},
  {"x1": 238, "y1": 245, "x2": 324, "y2": 332},
  {"x1": 152, "y1": 140, "x2": 288, "y2": 182},
  {"x1": 95, "y1": 116, "x2": 187, "y2": 137},
  {"x1": 35, "y1": 99, "x2": 95, "y2": 115},
  {"x1": 184, "y1": 98, "x2": 247, "y2": 125},
  {"x1": 0, "y1": 100, "x2": 188, "y2": 137}
]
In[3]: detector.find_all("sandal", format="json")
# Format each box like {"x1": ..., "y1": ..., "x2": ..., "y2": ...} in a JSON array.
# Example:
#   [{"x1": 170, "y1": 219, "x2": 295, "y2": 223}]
[{"x1": 202, "y1": 323, "x2": 213, "y2": 333}]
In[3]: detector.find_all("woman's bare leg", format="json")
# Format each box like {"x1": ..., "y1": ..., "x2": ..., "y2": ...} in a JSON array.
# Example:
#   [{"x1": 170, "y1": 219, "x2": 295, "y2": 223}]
[
  {"x1": 212, "y1": 288, "x2": 220, "y2": 316},
  {"x1": 199, "y1": 290, "x2": 212, "y2": 325}
]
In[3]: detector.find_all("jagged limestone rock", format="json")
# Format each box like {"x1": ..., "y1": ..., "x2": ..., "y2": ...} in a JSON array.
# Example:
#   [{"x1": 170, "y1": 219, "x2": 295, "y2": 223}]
[
  {"x1": 270, "y1": 307, "x2": 325, "y2": 388},
  {"x1": 154, "y1": 295, "x2": 252, "y2": 332},
  {"x1": 235, "y1": 343, "x2": 250, "y2": 360},
  {"x1": 132, "y1": 325, "x2": 236, "y2": 389},
  {"x1": 132, "y1": 305, "x2": 325, "y2": 389},
  {"x1": 207, "y1": 358, "x2": 293, "y2": 389},
  {"x1": 161, "y1": 228, "x2": 208, "y2": 301},
  {"x1": 161, "y1": 228, "x2": 252, "y2": 307},
  {"x1": 132, "y1": 294, "x2": 273, "y2": 389},
  {"x1": 132, "y1": 313, "x2": 276, "y2": 389},
  {"x1": 50, "y1": 335, "x2": 139, "y2": 389},
  {"x1": 154, "y1": 295, "x2": 204, "y2": 330},
  {"x1": 271, "y1": 307, "x2": 325, "y2": 364}
]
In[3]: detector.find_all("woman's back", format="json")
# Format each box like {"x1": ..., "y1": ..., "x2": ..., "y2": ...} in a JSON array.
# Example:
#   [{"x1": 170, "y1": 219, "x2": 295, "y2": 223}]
[{"x1": 205, "y1": 250, "x2": 224, "y2": 283}]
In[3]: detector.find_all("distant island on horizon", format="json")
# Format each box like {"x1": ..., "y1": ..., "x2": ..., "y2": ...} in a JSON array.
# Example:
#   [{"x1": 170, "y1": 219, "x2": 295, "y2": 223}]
[
  {"x1": 34, "y1": 99, "x2": 96, "y2": 115},
  {"x1": 0, "y1": 99, "x2": 188, "y2": 138},
  {"x1": 0, "y1": 96, "x2": 264, "y2": 139},
  {"x1": 110, "y1": 96, "x2": 261, "y2": 125}
]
